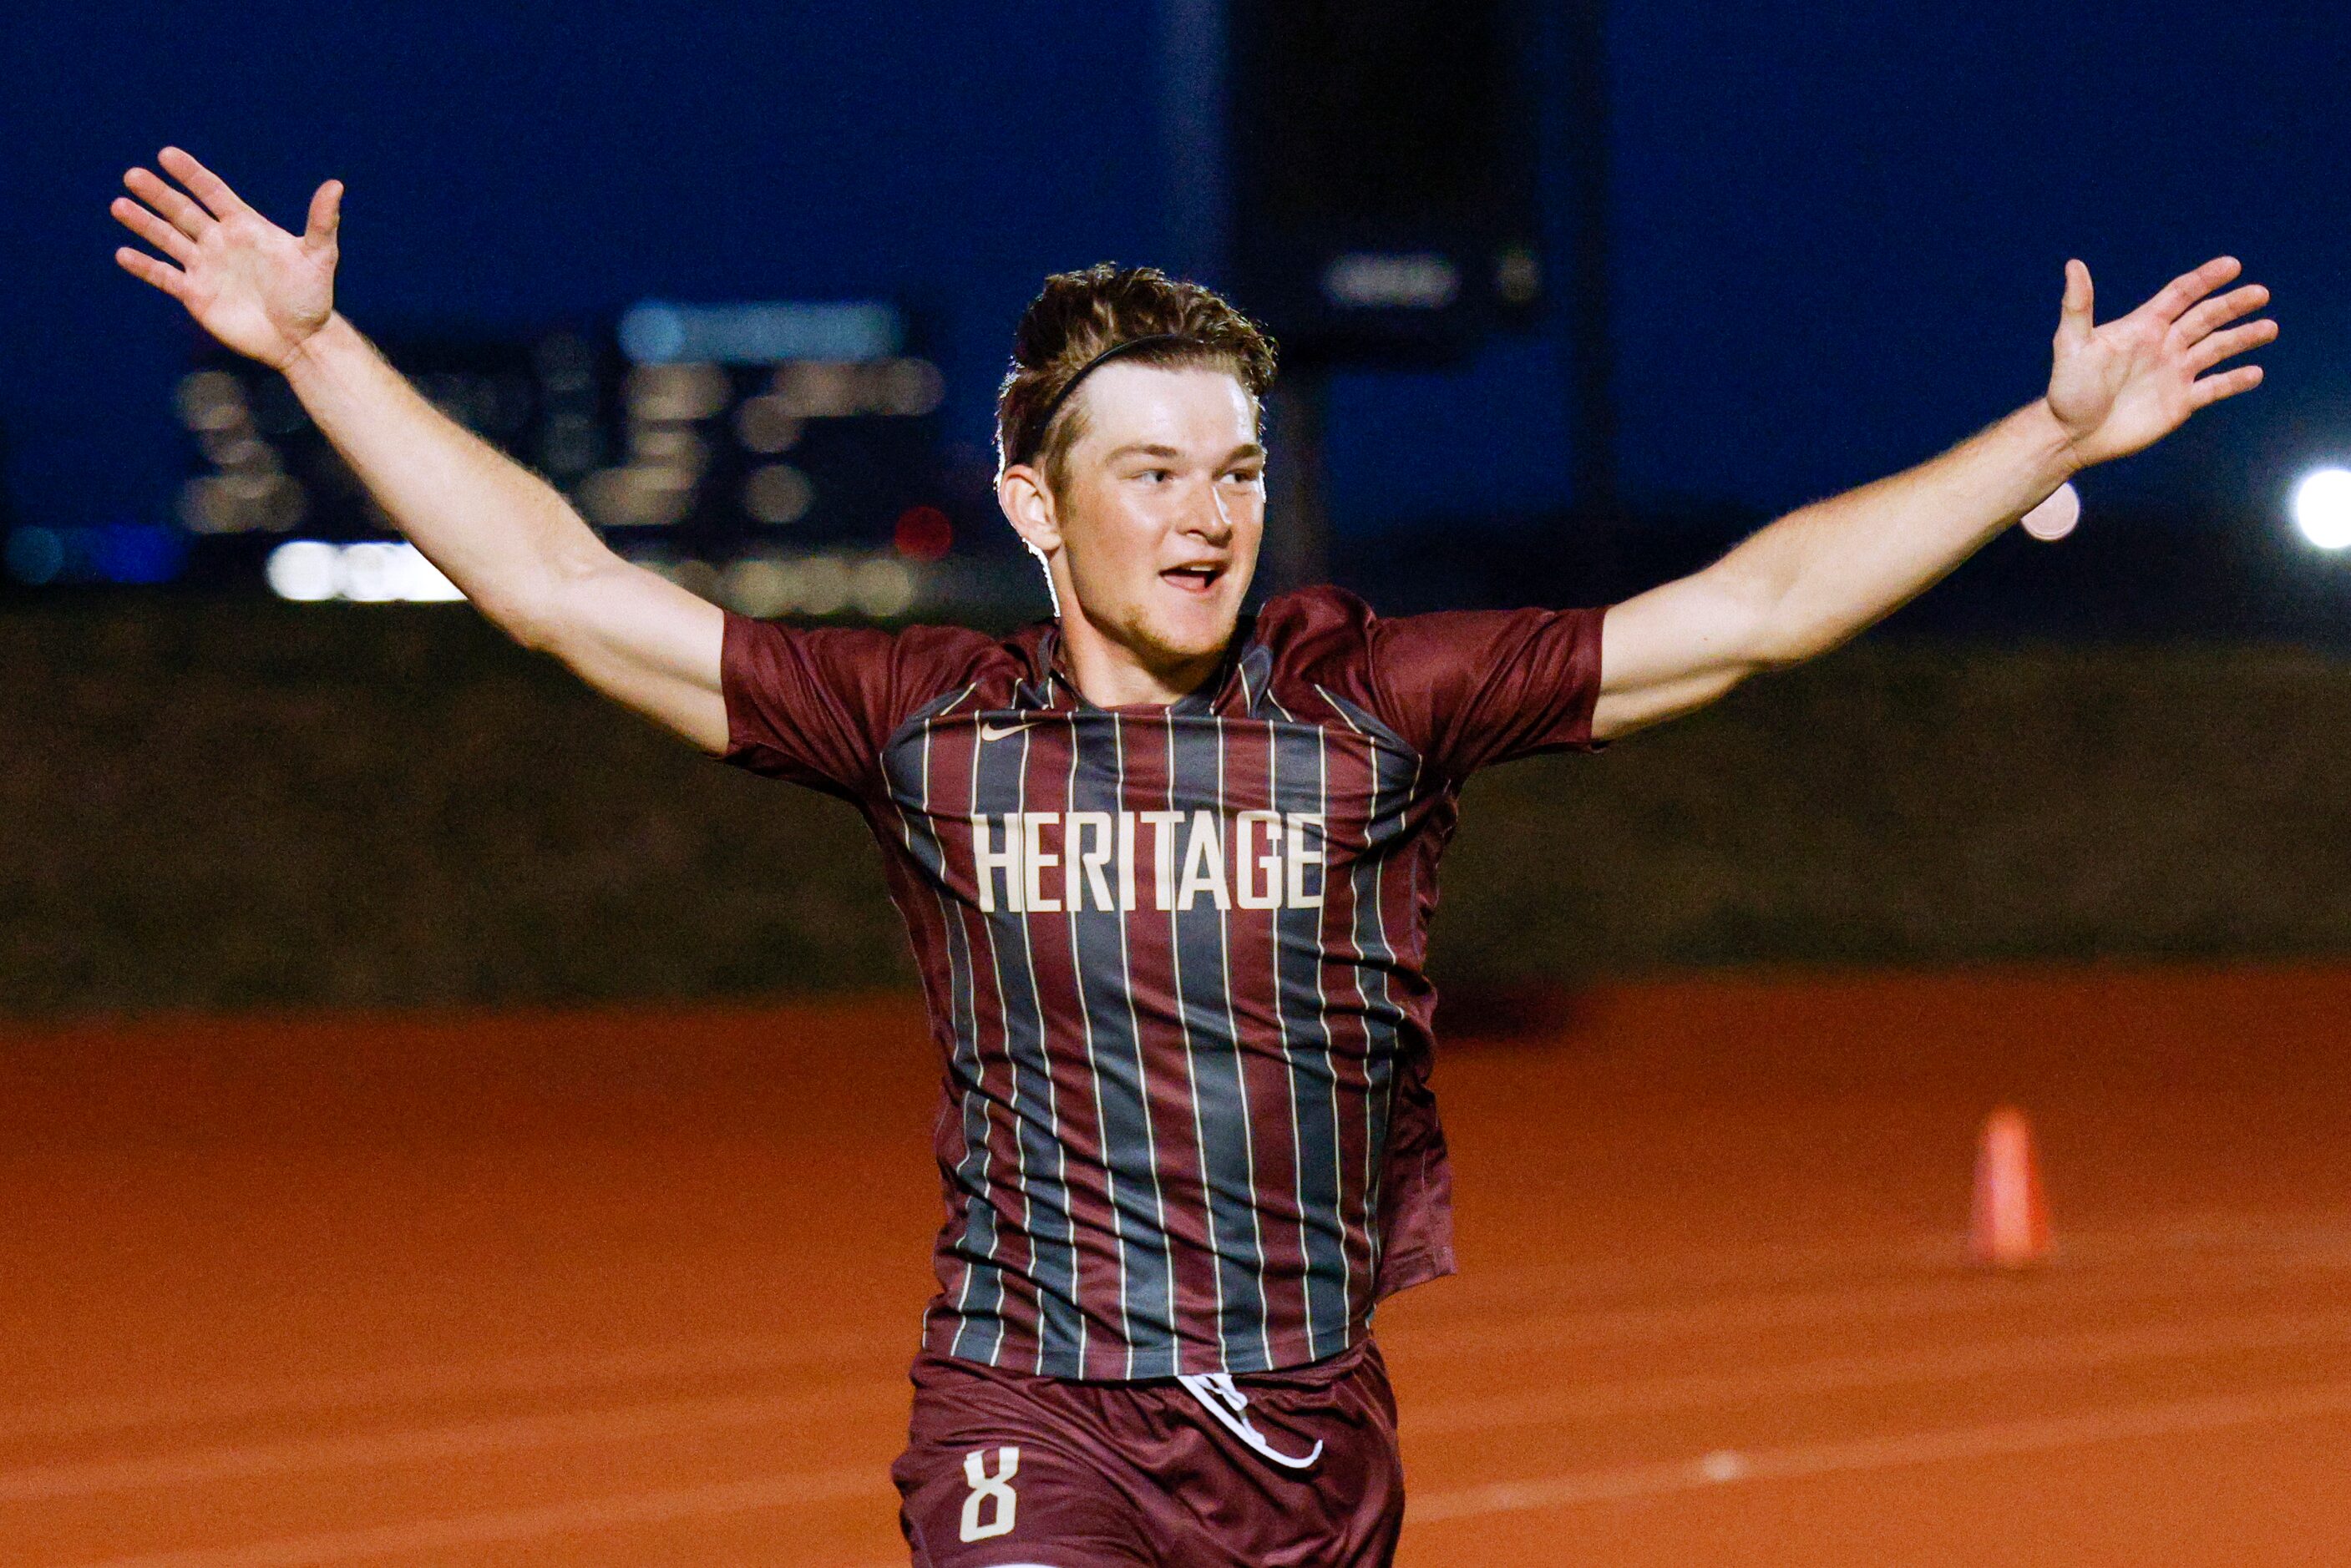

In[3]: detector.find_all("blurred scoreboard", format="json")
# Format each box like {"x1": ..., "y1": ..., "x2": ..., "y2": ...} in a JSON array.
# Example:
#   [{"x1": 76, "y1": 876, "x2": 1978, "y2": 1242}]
[{"x1": 173, "y1": 301, "x2": 979, "y2": 616}]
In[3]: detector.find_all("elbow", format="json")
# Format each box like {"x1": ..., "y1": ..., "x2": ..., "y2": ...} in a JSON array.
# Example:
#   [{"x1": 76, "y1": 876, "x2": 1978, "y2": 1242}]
[
  {"x1": 1685, "y1": 564, "x2": 1816, "y2": 677},
  {"x1": 479, "y1": 544, "x2": 613, "y2": 658},
  {"x1": 1751, "y1": 620, "x2": 1862, "y2": 673},
  {"x1": 1741, "y1": 589, "x2": 1858, "y2": 674},
  {"x1": 474, "y1": 573, "x2": 574, "y2": 658},
  {"x1": 1719, "y1": 593, "x2": 1815, "y2": 677},
  {"x1": 1746, "y1": 636, "x2": 1818, "y2": 675}
]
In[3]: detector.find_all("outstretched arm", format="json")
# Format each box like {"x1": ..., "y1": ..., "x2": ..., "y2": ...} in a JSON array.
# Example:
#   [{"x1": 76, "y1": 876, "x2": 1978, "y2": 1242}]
[
  {"x1": 1591, "y1": 256, "x2": 2275, "y2": 741},
  {"x1": 112, "y1": 149, "x2": 728, "y2": 752}
]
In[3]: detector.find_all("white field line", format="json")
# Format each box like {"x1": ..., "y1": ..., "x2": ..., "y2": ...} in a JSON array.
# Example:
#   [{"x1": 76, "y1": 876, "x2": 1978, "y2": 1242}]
[
  {"x1": 1426, "y1": 1218, "x2": 2351, "y2": 1318},
  {"x1": 0, "y1": 1383, "x2": 903, "y2": 1502},
  {"x1": 28, "y1": 1310, "x2": 2343, "y2": 1506},
  {"x1": 1434, "y1": 1216, "x2": 2351, "y2": 1315},
  {"x1": 58, "y1": 1469, "x2": 879, "y2": 1568},
  {"x1": 14, "y1": 1241, "x2": 2315, "y2": 1452},
  {"x1": 1990, "y1": 1217, "x2": 2351, "y2": 1268},
  {"x1": 1410, "y1": 1373, "x2": 2351, "y2": 1523},
  {"x1": 1439, "y1": 1234, "x2": 1972, "y2": 1302},
  {"x1": 1409, "y1": 1305, "x2": 2351, "y2": 1434},
  {"x1": 18, "y1": 1308, "x2": 2341, "y2": 1505},
  {"x1": 1381, "y1": 1249, "x2": 2343, "y2": 1362},
  {"x1": 0, "y1": 1331, "x2": 898, "y2": 1445},
  {"x1": 16, "y1": 1220, "x2": 2343, "y2": 1449}
]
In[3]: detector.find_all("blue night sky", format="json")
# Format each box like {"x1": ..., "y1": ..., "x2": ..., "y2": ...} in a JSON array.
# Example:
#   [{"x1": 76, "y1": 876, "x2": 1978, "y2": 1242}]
[{"x1": 1, "y1": 2, "x2": 2345, "y2": 539}]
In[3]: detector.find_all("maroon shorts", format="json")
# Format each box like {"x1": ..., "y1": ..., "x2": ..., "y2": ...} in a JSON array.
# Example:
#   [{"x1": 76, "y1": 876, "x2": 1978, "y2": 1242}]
[{"x1": 890, "y1": 1340, "x2": 1403, "y2": 1567}]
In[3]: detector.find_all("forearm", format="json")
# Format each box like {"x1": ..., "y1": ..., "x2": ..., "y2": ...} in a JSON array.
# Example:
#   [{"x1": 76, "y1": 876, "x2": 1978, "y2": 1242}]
[
  {"x1": 280, "y1": 314, "x2": 608, "y2": 645},
  {"x1": 1596, "y1": 255, "x2": 2270, "y2": 741},
  {"x1": 1727, "y1": 400, "x2": 2077, "y2": 666}
]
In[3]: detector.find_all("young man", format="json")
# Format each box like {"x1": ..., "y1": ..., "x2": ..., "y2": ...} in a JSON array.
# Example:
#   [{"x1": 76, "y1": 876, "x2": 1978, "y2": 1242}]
[{"x1": 113, "y1": 149, "x2": 2271, "y2": 1566}]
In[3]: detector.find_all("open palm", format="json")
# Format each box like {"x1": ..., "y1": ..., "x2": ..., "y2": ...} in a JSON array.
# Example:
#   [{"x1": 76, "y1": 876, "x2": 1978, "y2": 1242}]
[
  {"x1": 111, "y1": 148, "x2": 342, "y2": 371},
  {"x1": 2045, "y1": 255, "x2": 2275, "y2": 468}
]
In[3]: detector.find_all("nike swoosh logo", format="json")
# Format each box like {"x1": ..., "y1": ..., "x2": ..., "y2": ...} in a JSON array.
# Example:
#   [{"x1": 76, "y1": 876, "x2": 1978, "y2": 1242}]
[{"x1": 979, "y1": 721, "x2": 1036, "y2": 742}]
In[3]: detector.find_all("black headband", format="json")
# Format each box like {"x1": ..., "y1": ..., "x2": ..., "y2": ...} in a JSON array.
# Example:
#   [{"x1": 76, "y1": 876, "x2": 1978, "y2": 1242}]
[{"x1": 1011, "y1": 332, "x2": 1203, "y2": 468}]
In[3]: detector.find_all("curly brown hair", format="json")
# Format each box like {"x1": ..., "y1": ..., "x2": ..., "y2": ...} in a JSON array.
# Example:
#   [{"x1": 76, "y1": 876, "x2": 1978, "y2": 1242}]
[{"x1": 996, "y1": 264, "x2": 1279, "y2": 491}]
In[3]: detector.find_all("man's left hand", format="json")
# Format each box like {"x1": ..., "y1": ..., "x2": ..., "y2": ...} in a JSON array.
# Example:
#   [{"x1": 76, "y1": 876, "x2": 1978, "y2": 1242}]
[{"x1": 2045, "y1": 255, "x2": 2275, "y2": 469}]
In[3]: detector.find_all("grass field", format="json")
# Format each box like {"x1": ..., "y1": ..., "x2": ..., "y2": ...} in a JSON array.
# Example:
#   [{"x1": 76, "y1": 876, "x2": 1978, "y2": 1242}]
[{"x1": 5, "y1": 966, "x2": 2349, "y2": 1565}]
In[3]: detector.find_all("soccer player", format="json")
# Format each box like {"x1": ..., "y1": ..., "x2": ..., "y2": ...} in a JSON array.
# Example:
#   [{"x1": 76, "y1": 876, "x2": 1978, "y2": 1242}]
[{"x1": 113, "y1": 148, "x2": 2271, "y2": 1566}]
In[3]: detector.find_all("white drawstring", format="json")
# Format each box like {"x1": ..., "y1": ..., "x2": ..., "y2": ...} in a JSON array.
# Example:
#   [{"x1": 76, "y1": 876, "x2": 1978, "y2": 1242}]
[{"x1": 1174, "y1": 1372, "x2": 1325, "y2": 1470}]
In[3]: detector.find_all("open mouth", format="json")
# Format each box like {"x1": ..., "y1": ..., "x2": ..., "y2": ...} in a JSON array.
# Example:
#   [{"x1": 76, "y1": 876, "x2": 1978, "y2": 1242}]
[{"x1": 1161, "y1": 564, "x2": 1224, "y2": 595}]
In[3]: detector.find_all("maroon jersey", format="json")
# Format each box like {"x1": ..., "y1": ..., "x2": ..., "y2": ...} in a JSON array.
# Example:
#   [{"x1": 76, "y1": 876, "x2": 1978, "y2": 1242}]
[{"x1": 723, "y1": 585, "x2": 1604, "y2": 1379}]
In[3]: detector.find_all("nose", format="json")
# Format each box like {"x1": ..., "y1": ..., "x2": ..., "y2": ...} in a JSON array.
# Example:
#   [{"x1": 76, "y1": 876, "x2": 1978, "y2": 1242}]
[{"x1": 1187, "y1": 475, "x2": 1235, "y2": 546}]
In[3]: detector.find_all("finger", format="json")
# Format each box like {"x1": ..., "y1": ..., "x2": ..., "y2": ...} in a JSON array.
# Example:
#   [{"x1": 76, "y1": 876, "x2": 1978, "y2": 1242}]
[
  {"x1": 303, "y1": 180, "x2": 342, "y2": 250},
  {"x1": 124, "y1": 166, "x2": 214, "y2": 240},
  {"x1": 2144, "y1": 255, "x2": 2242, "y2": 326},
  {"x1": 109, "y1": 195, "x2": 195, "y2": 262},
  {"x1": 114, "y1": 245, "x2": 190, "y2": 301},
  {"x1": 2055, "y1": 259, "x2": 2095, "y2": 350},
  {"x1": 2189, "y1": 363, "x2": 2263, "y2": 410},
  {"x1": 157, "y1": 145, "x2": 254, "y2": 220},
  {"x1": 2187, "y1": 318, "x2": 2278, "y2": 374},
  {"x1": 2174, "y1": 283, "x2": 2270, "y2": 346}
]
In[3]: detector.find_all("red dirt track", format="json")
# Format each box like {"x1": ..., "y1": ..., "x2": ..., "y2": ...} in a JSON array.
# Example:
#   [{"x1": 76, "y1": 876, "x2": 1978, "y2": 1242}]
[{"x1": 5, "y1": 966, "x2": 2350, "y2": 1565}]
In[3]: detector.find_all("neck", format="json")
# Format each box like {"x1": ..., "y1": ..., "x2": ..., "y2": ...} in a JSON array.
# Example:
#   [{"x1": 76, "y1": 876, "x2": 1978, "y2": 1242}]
[{"x1": 1055, "y1": 609, "x2": 1226, "y2": 708}]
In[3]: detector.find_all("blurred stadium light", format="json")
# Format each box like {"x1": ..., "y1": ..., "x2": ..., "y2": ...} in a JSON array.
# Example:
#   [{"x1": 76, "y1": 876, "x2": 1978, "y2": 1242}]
[
  {"x1": 617, "y1": 300, "x2": 901, "y2": 366},
  {"x1": 0, "y1": 412, "x2": 206, "y2": 589},
  {"x1": 264, "y1": 540, "x2": 464, "y2": 603},
  {"x1": 2293, "y1": 468, "x2": 2351, "y2": 551},
  {"x1": 4, "y1": 522, "x2": 187, "y2": 587},
  {"x1": 142, "y1": 305, "x2": 977, "y2": 617}
]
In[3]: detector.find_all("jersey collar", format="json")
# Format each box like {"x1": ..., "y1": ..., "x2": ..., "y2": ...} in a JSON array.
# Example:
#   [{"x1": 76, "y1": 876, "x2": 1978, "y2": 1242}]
[{"x1": 1022, "y1": 618, "x2": 1259, "y2": 718}]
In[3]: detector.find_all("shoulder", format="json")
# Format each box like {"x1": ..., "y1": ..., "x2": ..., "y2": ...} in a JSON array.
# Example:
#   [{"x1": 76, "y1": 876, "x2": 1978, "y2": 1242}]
[
  {"x1": 1245, "y1": 585, "x2": 1413, "y2": 748},
  {"x1": 1249, "y1": 584, "x2": 1381, "y2": 684},
  {"x1": 1253, "y1": 583, "x2": 1377, "y2": 640},
  {"x1": 1249, "y1": 584, "x2": 1520, "y2": 697},
  {"x1": 1249, "y1": 587, "x2": 1609, "y2": 777},
  {"x1": 727, "y1": 615, "x2": 1016, "y2": 699},
  {"x1": 720, "y1": 615, "x2": 1031, "y2": 794}
]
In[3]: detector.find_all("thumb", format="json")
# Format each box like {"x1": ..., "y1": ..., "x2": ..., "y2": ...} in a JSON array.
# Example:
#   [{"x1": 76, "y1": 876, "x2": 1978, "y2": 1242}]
[
  {"x1": 304, "y1": 180, "x2": 342, "y2": 250},
  {"x1": 2055, "y1": 258, "x2": 2094, "y2": 352}
]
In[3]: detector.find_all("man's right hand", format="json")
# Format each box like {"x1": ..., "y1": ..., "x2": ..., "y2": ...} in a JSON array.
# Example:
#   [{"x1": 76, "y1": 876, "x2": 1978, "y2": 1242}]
[{"x1": 113, "y1": 148, "x2": 342, "y2": 372}]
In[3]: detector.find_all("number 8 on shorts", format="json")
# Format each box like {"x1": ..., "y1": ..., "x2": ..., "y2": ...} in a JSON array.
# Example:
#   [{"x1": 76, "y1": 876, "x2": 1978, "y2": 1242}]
[{"x1": 959, "y1": 1446, "x2": 1020, "y2": 1543}]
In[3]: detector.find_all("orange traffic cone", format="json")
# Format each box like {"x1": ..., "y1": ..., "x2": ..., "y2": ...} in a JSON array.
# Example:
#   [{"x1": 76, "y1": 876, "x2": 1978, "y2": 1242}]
[{"x1": 1970, "y1": 1105, "x2": 2052, "y2": 1268}]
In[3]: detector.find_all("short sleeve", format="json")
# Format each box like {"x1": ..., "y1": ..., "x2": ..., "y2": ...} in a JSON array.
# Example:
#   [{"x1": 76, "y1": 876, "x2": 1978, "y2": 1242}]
[
  {"x1": 720, "y1": 614, "x2": 989, "y2": 799},
  {"x1": 1364, "y1": 605, "x2": 1608, "y2": 779}
]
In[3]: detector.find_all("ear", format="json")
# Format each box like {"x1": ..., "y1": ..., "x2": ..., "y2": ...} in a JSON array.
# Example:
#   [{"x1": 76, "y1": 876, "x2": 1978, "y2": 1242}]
[{"x1": 997, "y1": 463, "x2": 1064, "y2": 557}]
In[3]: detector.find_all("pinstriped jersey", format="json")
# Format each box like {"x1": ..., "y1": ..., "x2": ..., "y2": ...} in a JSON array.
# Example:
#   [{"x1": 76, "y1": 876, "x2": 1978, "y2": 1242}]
[{"x1": 722, "y1": 585, "x2": 1605, "y2": 1379}]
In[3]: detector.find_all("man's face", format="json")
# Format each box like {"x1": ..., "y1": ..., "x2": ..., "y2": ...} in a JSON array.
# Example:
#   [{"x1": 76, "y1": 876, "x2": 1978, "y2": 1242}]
[{"x1": 1012, "y1": 362, "x2": 1266, "y2": 683}]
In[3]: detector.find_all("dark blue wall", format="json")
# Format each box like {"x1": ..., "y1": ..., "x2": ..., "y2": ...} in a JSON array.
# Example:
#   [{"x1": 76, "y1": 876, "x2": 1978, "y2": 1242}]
[{"x1": 2, "y1": 2, "x2": 2345, "y2": 542}]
